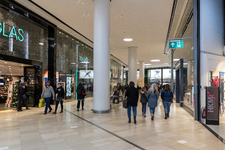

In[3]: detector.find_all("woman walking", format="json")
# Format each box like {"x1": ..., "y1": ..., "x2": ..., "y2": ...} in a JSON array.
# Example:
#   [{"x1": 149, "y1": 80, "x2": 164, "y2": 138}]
[
  {"x1": 161, "y1": 84, "x2": 173, "y2": 119},
  {"x1": 53, "y1": 83, "x2": 64, "y2": 114},
  {"x1": 76, "y1": 82, "x2": 85, "y2": 111},
  {"x1": 125, "y1": 81, "x2": 139, "y2": 124},
  {"x1": 17, "y1": 83, "x2": 26, "y2": 111},
  {"x1": 147, "y1": 84, "x2": 159, "y2": 120},
  {"x1": 139, "y1": 87, "x2": 148, "y2": 117},
  {"x1": 41, "y1": 81, "x2": 55, "y2": 115}
]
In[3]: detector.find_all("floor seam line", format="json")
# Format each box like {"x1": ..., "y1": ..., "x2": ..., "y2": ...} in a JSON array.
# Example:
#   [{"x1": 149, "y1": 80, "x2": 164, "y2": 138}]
[{"x1": 64, "y1": 109, "x2": 146, "y2": 150}]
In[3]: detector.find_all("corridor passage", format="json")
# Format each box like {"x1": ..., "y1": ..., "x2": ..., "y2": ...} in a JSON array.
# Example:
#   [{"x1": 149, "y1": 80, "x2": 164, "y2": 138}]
[{"x1": 0, "y1": 98, "x2": 224, "y2": 150}]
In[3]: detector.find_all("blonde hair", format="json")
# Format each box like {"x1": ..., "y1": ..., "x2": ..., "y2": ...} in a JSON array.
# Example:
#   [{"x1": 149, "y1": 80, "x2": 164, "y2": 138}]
[{"x1": 140, "y1": 87, "x2": 147, "y2": 96}]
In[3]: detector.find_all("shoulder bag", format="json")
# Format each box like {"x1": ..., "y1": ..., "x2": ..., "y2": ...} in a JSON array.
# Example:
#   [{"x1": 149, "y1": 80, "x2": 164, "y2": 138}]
[{"x1": 167, "y1": 91, "x2": 173, "y2": 103}]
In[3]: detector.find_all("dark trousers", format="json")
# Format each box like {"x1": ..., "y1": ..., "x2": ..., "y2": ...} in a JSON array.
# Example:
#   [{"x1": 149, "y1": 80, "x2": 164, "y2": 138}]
[
  {"x1": 24, "y1": 98, "x2": 28, "y2": 109},
  {"x1": 17, "y1": 101, "x2": 22, "y2": 111},
  {"x1": 55, "y1": 101, "x2": 63, "y2": 112},
  {"x1": 77, "y1": 100, "x2": 84, "y2": 109},
  {"x1": 34, "y1": 95, "x2": 40, "y2": 107}
]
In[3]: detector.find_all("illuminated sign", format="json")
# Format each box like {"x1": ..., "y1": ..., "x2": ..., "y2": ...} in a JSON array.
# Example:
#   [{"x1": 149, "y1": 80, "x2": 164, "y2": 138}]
[
  {"x1": 79, "y1": 56, "x2": 89, "y2": 62},
  {"x1": 0, "y1": 22, "x2": 24, "y2": 42}
]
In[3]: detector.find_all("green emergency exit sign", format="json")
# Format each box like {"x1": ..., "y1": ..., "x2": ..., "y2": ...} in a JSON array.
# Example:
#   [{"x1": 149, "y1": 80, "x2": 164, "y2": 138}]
[{"x1": 169, "y1": 41, "x2": 183, "y2": 49}]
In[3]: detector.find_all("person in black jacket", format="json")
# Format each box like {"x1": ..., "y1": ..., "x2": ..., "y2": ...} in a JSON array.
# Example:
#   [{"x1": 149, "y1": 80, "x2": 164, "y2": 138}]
[
  {"x1": 125, "y1": 81, "x2": 139, "y2": 124},
  {"x1": 17, "y1": 83, "x2": 26, "y2": 111},
  {"x1": 53, "y1": 83, "x2": 64, "y2": 114},
  {"x1": 24, "y1": 82, "x2": 29, "y2": 110},
  {"x1": 76, "y1": 82, "x2": 85, "y2": 111}
]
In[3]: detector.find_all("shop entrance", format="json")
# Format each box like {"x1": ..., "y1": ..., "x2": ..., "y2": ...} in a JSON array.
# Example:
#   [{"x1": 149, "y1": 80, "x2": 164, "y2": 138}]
[
  {"x1": 175, "y1": 59, "x2": 184, "y2": 107},
  {"x1": 0, "y1": 57, "x2": 42, "y2": 110}
]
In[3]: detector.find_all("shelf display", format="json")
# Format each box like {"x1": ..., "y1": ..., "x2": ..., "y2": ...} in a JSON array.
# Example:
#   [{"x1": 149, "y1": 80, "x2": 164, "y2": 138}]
[{"x1": 12, "y1": 83, "x2": 19, "y2": 107}]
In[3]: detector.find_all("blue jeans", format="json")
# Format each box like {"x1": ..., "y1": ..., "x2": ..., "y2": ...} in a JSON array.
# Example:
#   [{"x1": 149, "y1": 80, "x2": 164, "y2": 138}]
[
  {"x1": 163, "y1": 101, "x2": 171, "y2": 114},
  {"x1": 127, "y1": 106, "x2": 137, "y2": 118},
  {"x1": 44, "y1": 97, "x2": 52, "y2": 113},
  {"x1": 142, "y1": 103, "x2": 147, "y2": 115},
  {"x1": 150, "y1": 108, "x2": 155, "y2": 114}
]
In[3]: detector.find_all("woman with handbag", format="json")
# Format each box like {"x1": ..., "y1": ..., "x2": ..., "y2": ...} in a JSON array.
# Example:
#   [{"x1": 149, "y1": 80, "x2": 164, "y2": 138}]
[
  {"x1": 76, "y1": 82, "x2": 86, "y2": 111},
  {"x1": 147, "y1": 84, "x2": 159, "y2": 120},
  {"x1": 125, "y1": 81, "x2": 139, "y2": 124},
  {"x1": 161, "y1": 84, "x2": 173, "y2": 119},
  {"x1": 17, "y1": 83, "x2": 26, "y2": 111}
]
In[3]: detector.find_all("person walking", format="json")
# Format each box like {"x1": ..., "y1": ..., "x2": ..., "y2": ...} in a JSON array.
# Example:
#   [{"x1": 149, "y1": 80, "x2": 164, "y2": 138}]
[
  {"x1": 125, "y1": 81, "x2": 139, "y2": 124},
  {"x1": 53, "y1": 83, "x2": 64, "y2": 114},
  {"x1": 17, "y1": 83, "x2": 26, "y2": 111},
  {"x1": 24, "y1": 82, "x2": 29, "y2": 109},
  {"x1": 41, "y1": 81, "x2": 55, "y2": 115},
  {"x1": 76, "y1": 82, "x2": 85, "y2": 111},
  {"x1": 147, "y1": 84, "x2": 159, "y2": 120},
  {"x1": 113, "y1": 87, "x2": 119, "y2": 103},
  {"x1": 161, "y1": 84, "x2": 173, "y2": 119},
  {"x1": 139, "y1": 87, "x2": 148, "y2": 117}
]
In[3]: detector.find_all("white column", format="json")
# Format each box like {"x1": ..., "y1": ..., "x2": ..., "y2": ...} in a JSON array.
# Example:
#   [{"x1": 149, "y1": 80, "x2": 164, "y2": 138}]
[
  {"x1": 187, "y1": 61, "x2": 192, "y2": 86},
  {"x1": 128, "y1": 46, "x2": 137, "y2": 86},
  {"x1": 139, "y1": 61, "x2": 145, "y2": 87},
  {"x1": 93, "y1": 0, "x2": 110, "y2": 113}
]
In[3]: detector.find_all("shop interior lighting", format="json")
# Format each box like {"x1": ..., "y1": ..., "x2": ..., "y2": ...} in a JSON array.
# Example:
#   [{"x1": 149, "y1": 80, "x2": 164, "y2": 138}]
[
  {"x1": 80, "y1": 62, "x2": 90, "y2": 64},
  {"x1": 123, "y1": 38, "x2": 133, "y2": 42},
  {"x1": 39, "y1": 43, "x2": 44, "y2": 46},
  {"x1": 71, "y1": 63, "x2": 76, "y2": 64},
  {"x1": 150, "y1": 59, "x2": 160, "y2": 62},
  {"x1": 145, "y1": 64, "x2": 151, "y2": 65},
  {"x1": 173, "y1": 59, "x2": 180, "y2": 61}
]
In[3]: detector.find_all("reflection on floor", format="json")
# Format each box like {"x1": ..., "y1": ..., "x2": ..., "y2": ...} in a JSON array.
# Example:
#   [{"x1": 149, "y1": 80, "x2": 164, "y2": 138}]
[{"x1": 0, "y1": 98, "x2": 224, "y2": 150}]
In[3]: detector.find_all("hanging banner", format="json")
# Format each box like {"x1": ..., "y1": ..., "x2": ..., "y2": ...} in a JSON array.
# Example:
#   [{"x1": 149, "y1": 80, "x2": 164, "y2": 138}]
[{"x1": 206, "y1": 87, "x2": 219, "y2": 125}]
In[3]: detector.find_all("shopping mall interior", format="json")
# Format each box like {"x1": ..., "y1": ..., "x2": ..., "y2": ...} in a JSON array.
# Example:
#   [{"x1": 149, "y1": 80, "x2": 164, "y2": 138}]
[{"x1": 0, "y1": 0, "x2": 225, "y2": 149}]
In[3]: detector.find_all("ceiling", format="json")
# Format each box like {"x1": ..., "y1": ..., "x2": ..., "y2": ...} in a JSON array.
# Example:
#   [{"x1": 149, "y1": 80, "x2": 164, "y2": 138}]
[
  {"x1": 0, "y1": 61, "x2": 32, "y2": 76},
  {"x1": 15, "y1": 0, "x2": 193, "y2": 68}
]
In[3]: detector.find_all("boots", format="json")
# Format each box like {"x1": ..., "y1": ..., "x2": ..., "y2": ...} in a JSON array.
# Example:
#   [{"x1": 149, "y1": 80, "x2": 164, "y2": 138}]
[
  {"x1": 128, "y1": 118, "x2": 131, "y2": 123},
  {"x1": 151, "y1": 113, "x2": 154, "y2": 120},
  {"x1": 167, "y1": 113, "x2": 169, "y2": 117},
  {"x1": 165, "y1": 114, "x2": 167, "y2": 119},
  {"x1": 134, "y1": 116, "x2": 137, "y2": 124}
]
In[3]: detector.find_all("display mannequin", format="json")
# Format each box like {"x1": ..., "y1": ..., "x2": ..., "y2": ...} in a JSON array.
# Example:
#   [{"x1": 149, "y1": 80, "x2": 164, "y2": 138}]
[{"x1": 213, "y1": 77, "x2": 219, "y2": 87}]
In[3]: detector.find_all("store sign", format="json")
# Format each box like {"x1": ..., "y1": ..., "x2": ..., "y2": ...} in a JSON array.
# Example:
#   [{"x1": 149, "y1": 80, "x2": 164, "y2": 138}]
[
  {"x1": 79, "y1": 56, "x2": 89, "y2": 62},
  {"x1": 79, "y1": 70, "x2": 93, "y2": 79},
  {"x1": 0, "y1": 22, "x2": 24, "y2": 42},
  {"x1": 169, "y1": 41, "x2": 183, "y2": 49},
  {"x1": 206, "y1": 87, "x2": 219, "y2": 125}
]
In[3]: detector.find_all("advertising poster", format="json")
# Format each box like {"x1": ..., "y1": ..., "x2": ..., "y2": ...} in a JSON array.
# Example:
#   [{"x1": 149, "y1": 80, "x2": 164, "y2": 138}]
[
  {"x1": 66, "y1": 77, "x2": 71, "y2": 96},
  {"x1": 79, "y1": 70, "x2": 94, "y2": 79},
  {"x1": 151, "y1": 69, "x2": 161, "y2": 79},
  {"x1": 206, "y1": 87, "x2": 219, "y2": 125}
]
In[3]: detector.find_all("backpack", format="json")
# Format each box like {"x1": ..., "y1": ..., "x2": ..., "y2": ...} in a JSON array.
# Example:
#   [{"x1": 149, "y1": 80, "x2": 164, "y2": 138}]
[{"x1": 77, "y1": 88, "x2": 82, "y2": 95}]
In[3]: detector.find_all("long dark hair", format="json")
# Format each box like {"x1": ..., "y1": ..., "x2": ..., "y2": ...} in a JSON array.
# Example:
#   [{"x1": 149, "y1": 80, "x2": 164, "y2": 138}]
[{"x1": 164, "y1": 84, "x2": 171, "y2": 91}]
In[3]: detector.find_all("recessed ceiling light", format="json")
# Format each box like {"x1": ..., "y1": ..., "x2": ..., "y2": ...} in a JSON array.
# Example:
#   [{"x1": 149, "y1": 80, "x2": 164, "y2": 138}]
[
  {"x1": 39, "y1": 43, "x2": 44, "y2": 46},
  {"x1": 9, "y1": 66, "x2": 11, "y2": 67},
  {"x1": 150, "y1": 59, "x2": 160, "y2": 62},
  {"x1": 123, "y1": 38, "x2": 133, "y2": 42},
  {"x1": 145, "y1": 64, "x2": 151, "y2": 65},
  {"x1": 5, "y1": 62, "x2": 7, "y2": 64},
  {"x1": 173, "y1": 59, "x2": 180, "y2": 61}
]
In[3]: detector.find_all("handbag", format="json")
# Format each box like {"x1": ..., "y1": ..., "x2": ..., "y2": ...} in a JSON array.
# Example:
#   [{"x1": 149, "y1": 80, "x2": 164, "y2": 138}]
[
  {"x1": 167, "y1": 91, "x2": 173, "y2": 103},
  {"x1": 22, "y1": 94, "x2": 27, "y2": 100},
  {"x1": 123, "y1": 97, "x2": 128, "y2": 108},
  {"x1": 82, "y1": 90, "x2": 86, "y2": 96}
]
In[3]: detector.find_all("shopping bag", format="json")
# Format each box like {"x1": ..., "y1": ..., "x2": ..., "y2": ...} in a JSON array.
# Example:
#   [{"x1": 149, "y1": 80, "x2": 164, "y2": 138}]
[{"x1": 39, "y1": 98, "x2": 45, "y2": 107}]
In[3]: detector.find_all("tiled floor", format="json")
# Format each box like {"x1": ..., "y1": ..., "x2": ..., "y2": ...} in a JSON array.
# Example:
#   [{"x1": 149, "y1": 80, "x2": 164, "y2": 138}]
[{"x1": 0, "y1": 98, "x2": 224, "y2": 150}]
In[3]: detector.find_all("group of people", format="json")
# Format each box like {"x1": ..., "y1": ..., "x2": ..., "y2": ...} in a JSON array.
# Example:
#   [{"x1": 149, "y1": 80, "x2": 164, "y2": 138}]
[
  {"x1": 125, "y1": 81, "x2": 173, "y2": 124},
  {"x1": 17, "y1": 81, "x2": 86, "y2": 115}
]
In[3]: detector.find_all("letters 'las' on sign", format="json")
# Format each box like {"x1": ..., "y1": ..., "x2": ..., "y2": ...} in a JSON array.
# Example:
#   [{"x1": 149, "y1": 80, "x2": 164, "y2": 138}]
[{"x1": 169, "y1": 41, "x2": 184, "y2": 49}]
